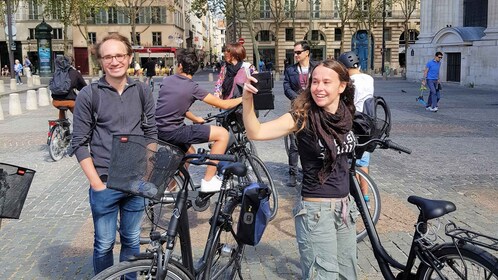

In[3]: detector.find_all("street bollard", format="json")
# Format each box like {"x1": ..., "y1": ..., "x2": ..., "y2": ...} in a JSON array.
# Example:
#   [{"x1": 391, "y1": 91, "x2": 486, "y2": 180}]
[
  {"x1": 9, "y1": 93, "x2": 22, "y2": 116},
  {"x1": 0, "y1": 80, "x2": 4, "y2": 93},
  {"x1": 25, "y1": 67, "x2": 32, "y2": 78},
  {"x1": 85, "y1": 79, "x2": 90, "y2": 85},
  {"x1": 34, "y1": 75, "x2": 41, "y2": 86},
  {"x1": 27, "y1": 76, "x2": 33, "y2": 87},
  {"x1": 274, "y1": 72, "x2": 280, "y2": 82},
  {"x1": 26, "y1": 90, "x2": 38, "y2": 110},
  {"x1": 38, "y1": 88, "x2": 50, "y2": 107},
  {"x1": 208, "y1": 73, "x2": 213, "y2": 82},
  {"x1": 98, "y1": 70, "x2": 103, "y2": 77},
  {"x1": 0, "y1": 102, "x2": 4, "y2": 120},
  {"x1": 91, "y1": 78, "x2": 99, "y2": 83},
  {"x1": 10, "y1": 79, "x2": 17, "y2": 90}
]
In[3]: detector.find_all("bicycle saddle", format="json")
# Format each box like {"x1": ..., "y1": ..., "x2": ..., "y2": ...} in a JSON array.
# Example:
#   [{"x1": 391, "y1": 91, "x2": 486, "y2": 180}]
[
  {"x1": 218, "y1": 161, "x2": 247, "y2": 177},
  {"x1": 408, "y1": 196, "x2": 456, "y2": 220}
]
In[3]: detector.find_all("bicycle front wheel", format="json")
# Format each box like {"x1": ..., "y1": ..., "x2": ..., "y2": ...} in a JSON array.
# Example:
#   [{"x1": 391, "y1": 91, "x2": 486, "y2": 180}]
[
  {"x1": 241, "y1": 154, "x2": 278, "y2": 221},
  {"x1": 206, "y1": 199, "x2": 245, "y2": 280},
  {"x1": 416, "y1": 243, "x2": 498, "y2": 279},
  {"x1": 355, "y1": 168, "x2": 381, "y2": 242},
  {"x1": 91, "y1": 259, "x2": 192, "y2": 280},
  {"x1": 48, "y1": 125, "x2": 67, "y2": 161}
]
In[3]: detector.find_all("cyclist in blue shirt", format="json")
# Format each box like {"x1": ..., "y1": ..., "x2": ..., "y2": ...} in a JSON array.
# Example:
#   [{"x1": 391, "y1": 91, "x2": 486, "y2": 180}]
[{"x1": 422, "y1": 52, "x2": 443, "y2": 112}]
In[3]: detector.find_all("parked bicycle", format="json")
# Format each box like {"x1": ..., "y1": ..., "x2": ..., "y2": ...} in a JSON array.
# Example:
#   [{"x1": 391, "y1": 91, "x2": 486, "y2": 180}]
[
  {"x1": 351, "y1": 138, "x2": 498, "y2": 279},
  {"x1": 203, "y1": 105, "x2": 278, "y2": 221},
  {"x1": 47, "y1": 106, "x2": 72, "y2": 161},
  {"x1": 93, "y1": 134, "x2": 266, "y2": 279}
]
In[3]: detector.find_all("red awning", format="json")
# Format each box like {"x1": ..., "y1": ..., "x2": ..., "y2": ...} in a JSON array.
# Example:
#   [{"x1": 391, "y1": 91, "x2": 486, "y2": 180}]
[{"x1": 133, "y1": 47, "x2": 177, "y2": 53}]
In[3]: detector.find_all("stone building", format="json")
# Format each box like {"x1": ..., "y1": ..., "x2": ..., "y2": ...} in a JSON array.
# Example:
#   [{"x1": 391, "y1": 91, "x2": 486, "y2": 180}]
[
  {"x1": 228, "y1": 0, "x2": 420, "y2": 74},
  {"x1": 407, "y1": 0, "x2": 498, "y2": 87}
]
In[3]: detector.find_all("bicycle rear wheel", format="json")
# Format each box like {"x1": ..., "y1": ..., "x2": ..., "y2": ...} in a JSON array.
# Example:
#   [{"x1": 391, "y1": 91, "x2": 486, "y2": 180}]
[
  {"x1": 206, "y1": 199, "x2": 245, "y2": 280},
  {"x1": 355, "y1": 168, "x2": 381, "y2": 242},
  {"x1": 416, "y1": 243, "x2": 498, "y2": 279},
  {"x1": 91, "y1": 259, "x2": 191, "y2": 280},
  {"x1": 239, "y1": 154, "x2": 278, "y2": 221},
  {"x1": 48, "y1": 125, "x2": 67, "y2": 161}
]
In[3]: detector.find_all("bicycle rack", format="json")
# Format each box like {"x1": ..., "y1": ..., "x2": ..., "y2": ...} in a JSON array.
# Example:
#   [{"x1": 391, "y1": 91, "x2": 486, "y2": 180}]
[{"x1": 445, "y1": 222, "x2": 498, "y2": 251}]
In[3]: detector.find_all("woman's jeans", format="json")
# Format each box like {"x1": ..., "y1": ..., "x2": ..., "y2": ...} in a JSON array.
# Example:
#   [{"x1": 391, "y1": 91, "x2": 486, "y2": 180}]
[
  {"x1": 15, "y1": 73, "x2": 22, "y2": 84},
  {"x1": 293, "y1": 196, "x2": 359, "y2": 280},
  {"x1": 89, "y1": 187, "x2": 145, "y2": 276}
]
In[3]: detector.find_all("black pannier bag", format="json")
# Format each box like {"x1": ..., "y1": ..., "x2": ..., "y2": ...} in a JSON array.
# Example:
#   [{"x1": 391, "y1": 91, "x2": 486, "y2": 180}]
[{"x1": 236, "y1": 182, "x2": 271, "y2": 246}]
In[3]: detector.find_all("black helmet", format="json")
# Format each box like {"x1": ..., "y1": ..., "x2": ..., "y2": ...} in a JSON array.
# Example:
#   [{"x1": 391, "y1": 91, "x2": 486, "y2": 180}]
[{"x1": 338, "y1": 51, "x2": 360, "y2": 68}]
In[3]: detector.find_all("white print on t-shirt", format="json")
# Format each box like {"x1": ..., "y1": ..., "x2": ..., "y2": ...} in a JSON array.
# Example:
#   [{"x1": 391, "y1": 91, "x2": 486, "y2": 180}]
[{"x1": 317, "y1": 131, "x2": 355, "y2": 159}]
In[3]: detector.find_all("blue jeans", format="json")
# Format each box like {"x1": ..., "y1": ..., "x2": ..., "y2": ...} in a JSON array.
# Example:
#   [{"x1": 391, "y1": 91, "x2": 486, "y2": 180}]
[
  {"x1": 89, "y1": 187, "x2": 146, "y2": 276},
  {"x1": 15, "y1": 73, "x2": 22, "y2": 84},
  {"x1": 426, "y1": 79, "x2": 440, "y2": 108}
]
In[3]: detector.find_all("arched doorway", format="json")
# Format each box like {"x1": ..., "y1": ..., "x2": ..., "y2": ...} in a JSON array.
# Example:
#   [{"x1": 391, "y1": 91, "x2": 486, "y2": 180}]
[{"x1": 351, "y1": 30, "x2": 374, "y2": 70}]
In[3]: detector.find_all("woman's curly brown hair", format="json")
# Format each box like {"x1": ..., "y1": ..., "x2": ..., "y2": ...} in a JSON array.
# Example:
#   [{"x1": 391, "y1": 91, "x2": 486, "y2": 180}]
[{"x1": 291, "y1": 59, "x2": 355, "y2": 131}]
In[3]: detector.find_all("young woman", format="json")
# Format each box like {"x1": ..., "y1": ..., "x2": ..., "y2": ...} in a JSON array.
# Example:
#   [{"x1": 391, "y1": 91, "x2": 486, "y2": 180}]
[
  {"x1": 213, "y1": 43, "x2": 252, "y2": 99},
  {"x1": 242, "y1": 59, "x2": 359, "y2": 279}
]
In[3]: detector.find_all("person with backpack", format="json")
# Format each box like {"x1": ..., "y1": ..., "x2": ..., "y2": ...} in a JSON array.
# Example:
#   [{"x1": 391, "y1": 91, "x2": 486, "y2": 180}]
[
  {"x1": 50, "y1": 56, "x2": 86, "y2": 120},
  {"x1": 283, "y1": 40, "x2": 319, "y2": 187},
  {"x1": 156, "y1": 48, "x2": 241, "y2": 192},
  {"x1": 14, "y1": 59, "x2": 23, "y2": 85},
  {"x1": 242, "y1": 59, "x2": 359, "y2": 280},
  {"x1": 338, "y1": 51, "x2": 374, "y2": 208},
  {"x1": 71, "y1": 33, "x2": 157, "y2": 276}
]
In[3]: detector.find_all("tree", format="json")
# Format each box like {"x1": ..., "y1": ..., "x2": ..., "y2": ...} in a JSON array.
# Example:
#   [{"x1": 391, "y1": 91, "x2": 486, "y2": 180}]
[
  {"x1": 269, "y1": 0, "x2": 291, "y2": 71},
  {"x1": 335, "y1": 0, "x2": 356, "y2": 53},
  {"x1": 41, "y1": 0, "x2": 81, "y2": 55},
  {"x1": 236, "y1": 0, "x2": 260, "y2": 65},
  {"x1": 1, "y1": 0, "x2": 23, "y2": 77},
  {"x1": 394, "y1": 0, "x2": 419, "y2": 78}
]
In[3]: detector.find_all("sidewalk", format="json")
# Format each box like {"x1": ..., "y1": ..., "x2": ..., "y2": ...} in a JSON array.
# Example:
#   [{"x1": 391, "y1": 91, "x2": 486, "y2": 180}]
[{"x1": 0, "y1": 74, "x2": 497, "y2": 279}]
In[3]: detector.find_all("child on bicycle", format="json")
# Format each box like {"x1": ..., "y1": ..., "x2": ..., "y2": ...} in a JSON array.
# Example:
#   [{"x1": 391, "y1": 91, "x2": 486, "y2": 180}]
[
  {"x1": 156, "y1": 48, "x2": 242, "y2": 192},
  {"x1": 242, "y1": 59, "x2": 359, "y2": 279}
]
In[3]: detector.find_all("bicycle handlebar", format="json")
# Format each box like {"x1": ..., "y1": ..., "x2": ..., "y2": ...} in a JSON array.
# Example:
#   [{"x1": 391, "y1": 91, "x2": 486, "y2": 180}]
[
  {"x1": 183, "y1": 153, "x2": 237, "y2": 164},
  {"x1": 358, "y1": 138, "x2": 412, "y2": 154},
  {"x1": 203, "y1": 105, "x2": 241, "y2": 123}
]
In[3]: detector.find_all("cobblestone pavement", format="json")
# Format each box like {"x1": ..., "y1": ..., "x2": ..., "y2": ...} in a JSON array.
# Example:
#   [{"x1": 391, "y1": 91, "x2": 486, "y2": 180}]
[{"x1": 0, "y1": 72, "x2": 497, "y2": 279}]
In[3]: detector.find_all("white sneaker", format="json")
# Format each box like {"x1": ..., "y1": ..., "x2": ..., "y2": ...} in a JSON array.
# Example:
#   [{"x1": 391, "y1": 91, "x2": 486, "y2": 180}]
[{"x1": 200, "y1": 175, "x2": 223, "y2": 193}]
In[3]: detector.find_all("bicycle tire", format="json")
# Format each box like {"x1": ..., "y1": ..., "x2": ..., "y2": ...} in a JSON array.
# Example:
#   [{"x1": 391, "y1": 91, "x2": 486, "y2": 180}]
[
  {"x1": 355, "y1": 168, "x2": 381, "y2": 242},
  {"x1": 283, "y1": 135, "x2": 290, "y2": 157},
  {"x1": 240, "y1": 154, "x2": 278, "y2": 221},
  {"x1": 49, "y1": 125, "x2": 66, "y2": 161},
  {"x1": 206, "y1": 199, "x2": 245, "y2": 280},
  {"x1": 91, "y1": 259, "x2": 192, "y2": 280},
  {"x1": 416, "y1": 243, "x2": 498, "y2": 279}
]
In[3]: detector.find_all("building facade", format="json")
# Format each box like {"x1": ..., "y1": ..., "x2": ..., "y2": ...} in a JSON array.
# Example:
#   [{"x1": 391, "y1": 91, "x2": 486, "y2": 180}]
[
  {"x1": 406, "y1": 0, "x2": 498, "y2": 88},
  {"x1": 229, "y1": 0, "x2": 420, "y2": 73}
]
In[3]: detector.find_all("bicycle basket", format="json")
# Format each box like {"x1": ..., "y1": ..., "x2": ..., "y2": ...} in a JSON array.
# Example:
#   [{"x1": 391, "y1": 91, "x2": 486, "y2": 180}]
[
  {"x1": 107, "y1": 134, "x2": 185, "y2": 201},
  {"x1": 0, "y1": 163, "x2": 36, "y2": 219}
]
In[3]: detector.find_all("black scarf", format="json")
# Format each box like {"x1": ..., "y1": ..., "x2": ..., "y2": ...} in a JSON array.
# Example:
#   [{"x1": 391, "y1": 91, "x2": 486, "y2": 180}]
[
  {"x1": 309, "y1": 100, "x2": 353, "y2": 184},
  {"x1": 221, "y1": 61, "x2": 243, "y2": 99}
]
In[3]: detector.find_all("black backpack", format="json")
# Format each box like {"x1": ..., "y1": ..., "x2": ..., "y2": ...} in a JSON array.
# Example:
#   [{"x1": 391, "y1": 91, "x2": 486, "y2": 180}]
[
  {"x1": 353, "y1": 96, "x2": 391, "y2": 153},
  {"x1": 49, "y1": 57, "x2": 72, "y2": 97}
]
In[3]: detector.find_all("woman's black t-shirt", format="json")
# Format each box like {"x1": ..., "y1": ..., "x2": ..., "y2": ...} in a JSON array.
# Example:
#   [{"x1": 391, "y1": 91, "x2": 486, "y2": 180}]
[{"x1": 296, "y1": 124, "x2": 355, "y2": 198}]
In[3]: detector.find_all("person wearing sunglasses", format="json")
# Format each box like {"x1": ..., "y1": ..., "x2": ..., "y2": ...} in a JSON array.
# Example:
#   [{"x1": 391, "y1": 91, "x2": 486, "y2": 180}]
[
  {"x1": 422, "y1": 51, "x2": 443, "y2": 112},
  {"x1": 71, "y1": 33, "x2": 157, "y2": 276},
  {"x1": 283, "y1": 40, "x2": 319, "y2": 187}
]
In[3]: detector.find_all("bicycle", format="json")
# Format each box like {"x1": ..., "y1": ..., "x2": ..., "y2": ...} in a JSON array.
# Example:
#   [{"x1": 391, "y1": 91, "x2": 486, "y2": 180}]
[
  {"x1": 47, "y1": 107, "x2": 72, "y2": 161},
  {"x1": 203, "y1": 105, "x2": 278, "y2": 221},
  {"x1": 351, "y1": 138, "x2": 498, "y2": 279},
  {"x1": 93, "y1": 134, "x2": 264, "y2": 280}
]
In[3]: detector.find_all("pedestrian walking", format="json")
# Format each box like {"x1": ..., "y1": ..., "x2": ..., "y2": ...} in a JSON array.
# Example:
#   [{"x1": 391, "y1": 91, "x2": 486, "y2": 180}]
[
  {"x1": 14, "y1": 59, "x2": 23, "y2": 85},
  {"x1": 242, "y1": 59, "x2": 359, "y2": 280},
  {"x1": 71, "y1": 32, "x2": 157, "y2": 276},
  {"x1": 421, "y1": 51, "x2": 443, "y2": 112}
]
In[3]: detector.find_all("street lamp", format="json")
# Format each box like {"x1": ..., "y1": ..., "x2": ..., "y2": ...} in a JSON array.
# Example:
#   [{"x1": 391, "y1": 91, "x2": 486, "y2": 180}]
[{"x1": 381, "y1": 0, "x2": 386, "y2": 77}]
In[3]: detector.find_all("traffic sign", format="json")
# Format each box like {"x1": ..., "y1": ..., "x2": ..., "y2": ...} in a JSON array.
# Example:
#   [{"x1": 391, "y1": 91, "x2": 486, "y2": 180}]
[{"x1": 238, "y1": 38, "x2": 245, "y2": 45}]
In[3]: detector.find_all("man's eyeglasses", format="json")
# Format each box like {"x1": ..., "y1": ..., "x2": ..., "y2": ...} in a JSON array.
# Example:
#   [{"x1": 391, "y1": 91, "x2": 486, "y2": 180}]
[
  {"x1": 294, "y1": 50, "x2": 307, "y2": 55},
  {"x1": 437, "y1": 56, "x2": 443, "y2": 59},
  {"x1": 101, "y1": 54, "x2": 128, "y2": 63}
]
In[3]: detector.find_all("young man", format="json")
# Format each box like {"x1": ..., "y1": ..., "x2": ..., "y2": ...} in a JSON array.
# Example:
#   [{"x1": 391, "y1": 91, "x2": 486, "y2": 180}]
[
  {"x1": 422, "y1": 51, "x2": 443, "y2": 112},
  {"x1": 71, "y1": 33, "x2": 157, "y2": 275},
  {"x1": 338, "y1": 51, "x2": 374, "y2": 207},
  {"x1": 156, "y1": 48, "x2": 242, "y2": 192},
  {"x1": 283, "y1": 40, "x2": 318, "y2": 187}
]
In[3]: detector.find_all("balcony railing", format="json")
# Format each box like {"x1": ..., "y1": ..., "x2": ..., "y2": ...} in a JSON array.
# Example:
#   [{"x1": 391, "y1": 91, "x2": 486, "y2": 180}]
[{"x1": 240, "y1": 9, "x2": 420, "y2": 21}]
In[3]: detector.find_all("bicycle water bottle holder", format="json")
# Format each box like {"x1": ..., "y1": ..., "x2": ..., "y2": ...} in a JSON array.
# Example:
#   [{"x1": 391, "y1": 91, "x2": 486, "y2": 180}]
[{"x1": 445, "y1": 221, "x2": 498, "y2": 251}]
